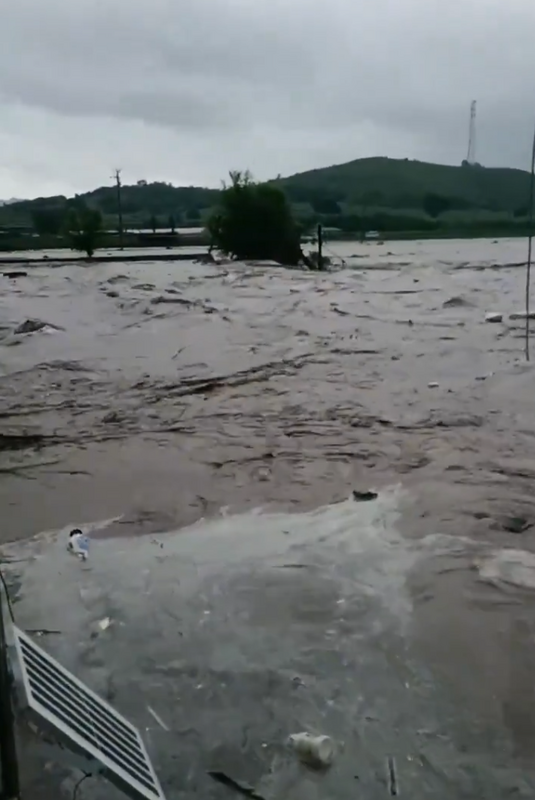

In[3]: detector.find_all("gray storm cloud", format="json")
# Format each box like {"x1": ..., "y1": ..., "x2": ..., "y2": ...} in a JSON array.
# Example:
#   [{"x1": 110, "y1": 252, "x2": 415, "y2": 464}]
[{"x1": 0, "y1": 0, "x2": 534, "y2": 195}]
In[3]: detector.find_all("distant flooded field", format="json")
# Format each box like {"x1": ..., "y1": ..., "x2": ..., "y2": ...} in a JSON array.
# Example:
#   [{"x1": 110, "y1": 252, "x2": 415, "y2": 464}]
[{"x1": 0, "y1": 236, "x2": 533, "y2": 536}]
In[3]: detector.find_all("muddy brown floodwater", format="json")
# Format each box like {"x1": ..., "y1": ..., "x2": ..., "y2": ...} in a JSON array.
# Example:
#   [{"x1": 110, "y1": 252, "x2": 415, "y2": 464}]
[{"x1": 3, "y1": 237, "x2": 535, "y2": 797}]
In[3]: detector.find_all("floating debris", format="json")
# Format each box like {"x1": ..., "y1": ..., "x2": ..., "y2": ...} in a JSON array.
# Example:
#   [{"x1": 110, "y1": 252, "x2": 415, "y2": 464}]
[
  {"x1": 208, "y1": 771, "x2": 266, "y2": 800},
  {"x1": 509, "y1": 311, "x2": 535, "y2": 320},
  {"x1": 500, "y1": 516, "x2": 531, "y2": 534},
  {"x1": 386, "y1": 755, "x2": 399, "y2": 795},
  {"x1": 147, "y1": 705, "x2": 170, "y2": 732},
  {"x1": 67, "y1": 529, "x2": 90, "y2": 561},
  {"x1": 14, "y1": 318, "x2": 64, "y2": 335},
  {"x1": 288, "y1": 732, "x2": 335, "y2": 768},
  {"x1": 443, "y1": 295, "x2": 474, "y2": 308},
  {"x1": 353, "y1": 490, "x2": 379, "y2": 502}
]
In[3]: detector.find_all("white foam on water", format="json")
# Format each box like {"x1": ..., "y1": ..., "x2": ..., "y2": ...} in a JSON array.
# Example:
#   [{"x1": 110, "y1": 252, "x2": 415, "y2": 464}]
[
  {"x1": 476, "y1": 548, "x2": 535, "y2": 591},
  {"x1": 0, "y1": 487, "x2": 435, "y2": 638}
]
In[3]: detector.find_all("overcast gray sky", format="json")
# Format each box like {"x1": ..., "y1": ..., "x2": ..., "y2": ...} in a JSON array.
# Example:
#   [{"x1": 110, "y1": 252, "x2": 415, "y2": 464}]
[{"x1": 1, "y1": 0, "x2": 534, "y2": 198}]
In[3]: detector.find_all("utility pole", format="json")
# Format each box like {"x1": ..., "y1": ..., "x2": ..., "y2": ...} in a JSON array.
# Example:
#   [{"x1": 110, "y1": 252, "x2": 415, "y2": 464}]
[
  {"x1": 0, "y1": 588, "x2": 20, "y2": 799},
  {"x1": 317, "y1": 223, "x2": 323, "y2": 270},
  {"x1": 112, "y1": 168, "x2": 124, "y2": 250}
]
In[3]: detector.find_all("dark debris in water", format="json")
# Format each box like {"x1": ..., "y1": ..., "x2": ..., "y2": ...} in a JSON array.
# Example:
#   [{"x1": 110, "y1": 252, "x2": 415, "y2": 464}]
[
  {"x1": 0, "y1": 431, "x2": 45, "y2": 451},
  {"x1": 353, "y1": 490, "x2": 379, "y2": 502},
  {"x1": 208, "y1": 771, "x2": 266, "y2": 800},
  {"x1": 500, "y1": 516, "x2": 532, "y2": 534},
  {"x1": 386, "y1": 756, "x2": 399, "y2": 796},
  {"x1": 14, "y1": 318, "x2": 64, "y2": 335},
  {"x1": 442, "y1": 295, "x2": 475, "y2": 309}
]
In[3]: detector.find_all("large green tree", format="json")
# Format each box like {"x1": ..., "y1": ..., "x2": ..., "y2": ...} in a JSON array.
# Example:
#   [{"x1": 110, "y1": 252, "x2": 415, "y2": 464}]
[
  {"x1": 207, "y1": 170, "x2": 305, "y2": 265},
  {"x1": 64, "y1": 206, "x2": 102, "y2": 258}
]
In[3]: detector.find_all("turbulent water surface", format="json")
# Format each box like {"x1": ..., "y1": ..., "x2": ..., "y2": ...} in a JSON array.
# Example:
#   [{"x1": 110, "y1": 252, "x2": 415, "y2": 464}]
[{"x1": 2, "y1": 238, "x2": 535, "y2": 798}]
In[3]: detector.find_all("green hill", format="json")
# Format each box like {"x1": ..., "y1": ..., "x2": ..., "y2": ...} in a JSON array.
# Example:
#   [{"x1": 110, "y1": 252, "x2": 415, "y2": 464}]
[
  {"x1": 0, "y1": 157, "x2": 532, "y2": 234},
  {"x1": 0, "y1": 182, "x2": 220, "y2": 230},
  {"x1": 277, "y1": 157, "x2": 532, "y2": 213}
]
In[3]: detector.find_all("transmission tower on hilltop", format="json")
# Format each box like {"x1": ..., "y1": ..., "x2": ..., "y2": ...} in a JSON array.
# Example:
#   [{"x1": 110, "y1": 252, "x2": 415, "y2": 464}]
[{"x1": 466, "y1": 100, "x2": 477, "y2": 165}]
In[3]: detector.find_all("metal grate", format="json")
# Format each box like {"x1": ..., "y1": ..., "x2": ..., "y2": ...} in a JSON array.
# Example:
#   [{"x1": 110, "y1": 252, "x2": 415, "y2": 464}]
[{"x1": 11, "y1": 625, "x2": 165, "y2": 800}]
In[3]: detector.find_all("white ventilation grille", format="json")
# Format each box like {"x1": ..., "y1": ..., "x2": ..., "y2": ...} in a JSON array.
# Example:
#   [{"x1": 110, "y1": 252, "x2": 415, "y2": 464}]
[{"x1": 11, "y1": 625, "x2": 165, "y2": 800}]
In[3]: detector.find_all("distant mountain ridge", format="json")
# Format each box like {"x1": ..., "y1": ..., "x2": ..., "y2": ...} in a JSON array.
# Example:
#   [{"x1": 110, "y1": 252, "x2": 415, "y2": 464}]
[{"x1": 0, "y1": 197, "x2": 24, "y2": 206}]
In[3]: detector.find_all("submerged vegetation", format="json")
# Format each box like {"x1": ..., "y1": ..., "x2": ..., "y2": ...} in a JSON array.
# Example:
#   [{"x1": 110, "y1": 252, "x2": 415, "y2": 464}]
[
  {"x1": 207, "y1": 171, "x2": 306, "y2": 265},
  {"x1": 63, "y1": 206, "x2": 102, "y2": 258}
]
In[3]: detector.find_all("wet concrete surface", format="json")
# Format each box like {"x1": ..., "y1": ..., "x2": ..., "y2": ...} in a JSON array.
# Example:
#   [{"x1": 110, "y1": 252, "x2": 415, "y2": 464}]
[{"x1": 2, "y1": 237, "x2": 535, "y2": 796}]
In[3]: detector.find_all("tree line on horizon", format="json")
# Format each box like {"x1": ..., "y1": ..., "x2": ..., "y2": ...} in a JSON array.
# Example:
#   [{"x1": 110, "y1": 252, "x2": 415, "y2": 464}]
[
  {"x1": 19, "y1": 172, "x2": 313, "y2": 265},
  {"x1": 0, "y1": 158, "x2": 533, "y2": 258}
]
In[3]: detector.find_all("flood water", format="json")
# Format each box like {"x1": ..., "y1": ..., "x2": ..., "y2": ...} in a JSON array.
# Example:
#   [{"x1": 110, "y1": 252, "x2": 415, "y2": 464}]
[{"x1": 3, "y1": 237, "x2": 535, "y2": 797}]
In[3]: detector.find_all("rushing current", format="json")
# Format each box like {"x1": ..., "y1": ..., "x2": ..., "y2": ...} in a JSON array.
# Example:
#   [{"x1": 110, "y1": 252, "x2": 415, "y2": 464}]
[{"x1": 2, "y1": 237, "x2": 535, "y2": 798}]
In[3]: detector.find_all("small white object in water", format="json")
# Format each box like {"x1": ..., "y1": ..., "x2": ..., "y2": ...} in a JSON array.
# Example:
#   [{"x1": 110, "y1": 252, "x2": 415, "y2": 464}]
[
  {"x1": 485, "y1": 312, "x2": 503, "y2": 323},
  {"x1": 67, "y1": 529, "x2": 90, "y2": 560},
  {"x1": 428, "y1": 382, "x2": 439, "y2": 388},
  {"x1": 288, "y1": 732, "x2": 335, "y2": 768},
  {"x1": 98, "y1": 617, "x2": 111, "y2": 631},
  {"x1": 257, "y1": 467, "x2": 271, "y2": 482}
]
